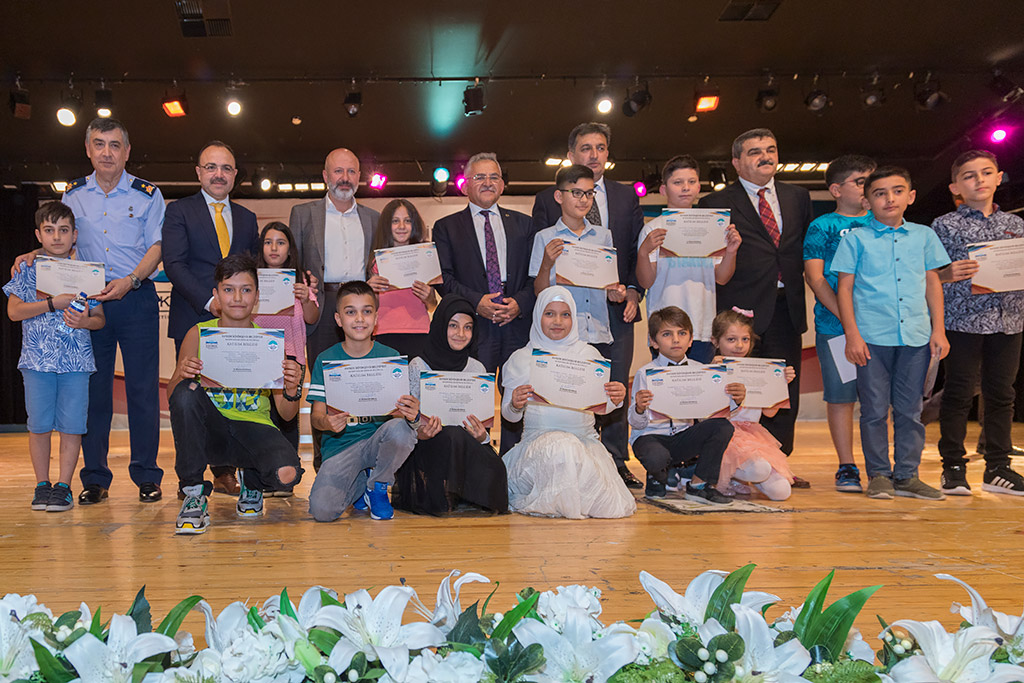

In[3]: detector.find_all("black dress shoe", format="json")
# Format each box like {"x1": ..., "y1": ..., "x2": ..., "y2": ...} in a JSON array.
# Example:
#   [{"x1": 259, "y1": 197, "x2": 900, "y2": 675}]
[
  {"x1": 139, "y1": 482, "x2": 162, "y2": 502},
  {"x1": 618, "y1": 465, "x2": 644, "y2": 489},
  {"x1": 78, "y1": 485, "x2": 108, "y2": 505}
]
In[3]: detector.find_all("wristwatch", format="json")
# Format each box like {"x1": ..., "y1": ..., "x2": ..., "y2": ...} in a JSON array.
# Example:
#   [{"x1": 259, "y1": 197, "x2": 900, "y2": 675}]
[{"x1": 127, "y1": 273, "x2": 141, "y2": 290}]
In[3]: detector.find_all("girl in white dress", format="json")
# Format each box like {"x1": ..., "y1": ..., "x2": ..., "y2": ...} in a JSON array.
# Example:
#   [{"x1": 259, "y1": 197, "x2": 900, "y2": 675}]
[{"x1": 500, "y1": 286, "x2": 637, "y2": 519}]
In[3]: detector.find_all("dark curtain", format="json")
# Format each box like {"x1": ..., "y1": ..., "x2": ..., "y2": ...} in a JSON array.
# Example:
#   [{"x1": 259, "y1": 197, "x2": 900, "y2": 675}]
[{"x1": 0, "y1": 186, "x2": 40, "y2": 427}]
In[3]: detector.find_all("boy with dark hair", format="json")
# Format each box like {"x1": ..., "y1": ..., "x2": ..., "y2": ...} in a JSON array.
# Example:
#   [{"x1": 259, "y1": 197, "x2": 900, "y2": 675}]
[
  {"x1": 306, "y1": 280, "x2": 425, "y2": 522},
  {"x1": 628, "y1": 306, "x2": 737, "y2": 503},
  {"x1": 833, "y1": 166, "x2": 951, "y2": 500},
  {"x1": 933, "y1": 150, "x2": 1024, "y2": 496},
  {"x1": 168, "y1": 253, "x2": 304, "y2": 534},
  {"x1": 803, "y1": 154, "x2": 876, "y2": 493},
  {"x1": 4, "y1": 202, "x2": 105, "y2": 512}
]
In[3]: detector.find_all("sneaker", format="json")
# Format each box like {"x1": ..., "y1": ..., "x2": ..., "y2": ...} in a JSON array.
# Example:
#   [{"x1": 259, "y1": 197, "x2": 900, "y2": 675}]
[
  {"x1": 866, "y1": 475, "x2": 895, "y2": 500},
  {"x1": 236, "y1": 473, "x2": 264, "y2": 517},
  {"x1": 176, "y1": 485, "x2": 210, "y2": 535},
  {"x1": 834, "y1": 464, "x2": 863, "y2": 493},
  {"x1": 32, "y1": 482, "x2": 52, "y2": 511},
  {"x1": 366, "y1": 481, "x2": 394, "y2": 520},
  {"x1": 982, "y1": 466, "x2": 1024, "y2": 496},
  {"x1": 665, "y1": 468, "x2": 681, "y2": 492},
  {"x1": 941, "y1": 464, "x2": 972, "y2": 496},
  {"x1": 263, "y1": 488, "x2": 294, "y2": 498},
  {"x1": 645, "y1": 475, "x2": 666, "y2": 499},
  {"x1": 352, "y1": 491, "x2": 369, "y2": 511},
  {"x1": 684, "y1": 482, "x2": 732, "y2": 505},
  {"x1": 46, "y1": 483, "x2": 74, "y2": 512},
  {"x1": 894, "y1": 477, "x2": 946, "y2": 500}
]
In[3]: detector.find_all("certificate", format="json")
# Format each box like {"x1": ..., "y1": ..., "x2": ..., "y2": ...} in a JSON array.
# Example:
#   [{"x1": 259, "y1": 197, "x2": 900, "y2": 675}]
[
  {"x1": 646, "y1": 365, "x2": 731, "y2": 420},
  {"x1": 256, "y1": 269, "x2": 296, "y2": 315},
  {"x1": 199, "y1": 327, "x2": 285, "y2": 390},
  {"x1": 374, "y1": 243, "x2": 443, "y2": 289},
  {"x1": 721, "y1": 357, "x2": 790, "y2": 410},
  {"x1": 555, "y1": 243, "x2": 619, "y2": 289},
  {"x1": 967, "y1": 238, "x2": 1024, "y2": 294},
  {"x1": 528, "y1": 350, "x2": 611, "y2": 413},
  {"x1": 826, "y1": 335, "x2": 857, "y2": 384},
  {"x1": 420, "y1": 371, "x2": 496, "y2": 427},
  {"x1": 34, "y1": 256, "x2": 106, "y2": 298},
  {"x1": 322, "y1": 356, "x2": 409, "y2": 417},
  {"x1": 658, "y1": 208, "x2": 731, "y2": 258}
]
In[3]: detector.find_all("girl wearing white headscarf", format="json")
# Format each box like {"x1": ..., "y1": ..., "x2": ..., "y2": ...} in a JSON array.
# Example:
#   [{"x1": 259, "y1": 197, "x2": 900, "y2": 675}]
[{"x1": 500, "y1": 286, "x2": 636, "y2": 519}]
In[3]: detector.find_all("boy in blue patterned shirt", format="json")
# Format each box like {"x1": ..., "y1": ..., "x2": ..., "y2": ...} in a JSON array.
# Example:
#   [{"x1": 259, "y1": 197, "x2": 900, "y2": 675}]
[
  {"x1": 3, "y1": 203, "x2": 105, "y2": 512},
  {"x1": 932, "y1": 150, "x2": 1024, "y2": 496},
  {"x1": 803, "y1": 155, "x2": 875, "y2": 493}
]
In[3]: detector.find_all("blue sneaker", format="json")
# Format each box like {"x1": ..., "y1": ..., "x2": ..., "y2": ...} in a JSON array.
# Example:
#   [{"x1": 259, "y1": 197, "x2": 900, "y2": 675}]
[
  {"x1": 366, "y1": 481, "x2": 393, "y2": 520},
  {"x1": 352, "y1": 492, "x2": 369, "y2": 511},
  {"x1": 835, "y1": 464, "x2": 863, "y2": 493}
]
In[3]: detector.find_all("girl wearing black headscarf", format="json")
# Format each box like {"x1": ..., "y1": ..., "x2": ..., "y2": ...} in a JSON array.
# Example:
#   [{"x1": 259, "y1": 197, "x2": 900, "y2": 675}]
[{"x1": 391, "y1": 295, "x2": 509, "y2": 515}]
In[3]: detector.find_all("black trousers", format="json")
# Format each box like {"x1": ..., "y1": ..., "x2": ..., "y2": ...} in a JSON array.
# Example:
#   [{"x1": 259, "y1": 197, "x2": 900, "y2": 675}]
[
  {"x1": 754, "y1": 291, "x2": 802, "y2": 455},
  {"x1": 169, "y1": 381, "x2": 303, "y2": 494},
  {"x1": 173, "y1": 335, "x2": 235, "y2": 481},
  {"x1": 594, "y1": 306, "x2": 636, "y2": 467},
  {"x1": 632, "y1": 418, "x2": 735, "y2": 485},
  {"x1": 938, "y1": 330, "x2": 1022, "y2": 469},
  {"x1": 476, "y1": 316, "x2": 528, "y2": 456}
]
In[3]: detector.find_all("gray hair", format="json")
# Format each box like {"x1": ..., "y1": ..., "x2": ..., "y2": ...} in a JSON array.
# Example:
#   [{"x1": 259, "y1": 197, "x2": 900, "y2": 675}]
[
  {"x1": 85, "y1": 117, "x2": 130, "y2": 147},
  {"x1": 568, "y1": 122, "x2": 611, "y2": 152},
  {"x1": 731, "y1": 128, "x2": 775, "y2": 159},
  {"x1": 465, "y1": 152, "x2": 501, "y2": 177}
]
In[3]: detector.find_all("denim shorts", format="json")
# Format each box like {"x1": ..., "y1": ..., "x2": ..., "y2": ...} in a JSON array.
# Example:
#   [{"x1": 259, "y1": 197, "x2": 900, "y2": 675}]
[
  {"x1": 21, "y1": 369, "x2": 91, "y2": 434},
  {"x1": 815, "y1": 333, "x2": 857, "y2": 404}
]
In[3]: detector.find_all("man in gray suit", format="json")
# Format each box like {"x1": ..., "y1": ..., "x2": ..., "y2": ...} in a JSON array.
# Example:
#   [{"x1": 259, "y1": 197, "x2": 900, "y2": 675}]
[{"x1": 290, "y1": 148, "x2": 380, "y2": 469}]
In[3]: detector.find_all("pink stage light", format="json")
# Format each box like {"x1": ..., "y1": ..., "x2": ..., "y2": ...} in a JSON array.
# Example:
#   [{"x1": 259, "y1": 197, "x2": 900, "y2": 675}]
[
  {"x1": 633, "y1": 181, "x2": 647, "y2": 197},
  {"x1": 455, "y1": 174, "x2": 467, "y2": 192},
  {"x1": 990, "y1": 128, "x2": 1008, "y2": 143},
  {"x1": 369, "y1": 172, "x2": 388, "y2": 189}
]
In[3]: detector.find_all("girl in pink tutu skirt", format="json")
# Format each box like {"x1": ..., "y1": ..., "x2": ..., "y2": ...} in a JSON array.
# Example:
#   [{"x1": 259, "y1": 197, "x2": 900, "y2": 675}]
[{"x1": 711, "y1": 308, "x2": 795, "y2": 501}]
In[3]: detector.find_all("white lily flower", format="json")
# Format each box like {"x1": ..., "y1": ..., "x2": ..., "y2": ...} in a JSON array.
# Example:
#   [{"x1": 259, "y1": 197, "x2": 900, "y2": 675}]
[
  {"x1": 881, "y1": 619, "x2": 1024, "y2": 683},
  {"x1": 63, "y1": 613, "x2": 178, "y2": 683},
  {"x1": 260, "y1": 585, "x2": 339, "y2": 629},
  {"x1": 195, "y1": 601, "x2": 250, "y2": 653},
  {"x1": 639, "y1": 570, "x2": 779, "y2": 633},
  {"x1": 600, "y1": 617, "x2": 675, "y2": 666},
  {"x1": 142, "y1": 650, "x2": 223, "y2": 683},
  {"x1": 379, "y1": 649, "x2": 485, "y2": 683},
  {"x1": 732, "y1": 603, "x2": 813, "y2": 683},
  {"x1": 937, "y1": 573, "x2": 1024, "y2": 664},
  {"x1": 312, "y1": 586, "x2": 445, "y2": 677},
  {"x1": 410, "y1": 570, "x2": 490, "y2": 634},
  {"x1": 218, "y1": 619, "x2": 306, "y2": 683},
  {"x1": 0, "y1": 594, "x2": 53, "y2": 621},
  {"x1": 1, "y1": 610, "x2": 42, "y2": 680},
  {"x1": 513, "y1": 605, "x2": 639, "y2": 683},
  {"x1": 536, "y1": 585, "x2": 604, "y2": 633}
]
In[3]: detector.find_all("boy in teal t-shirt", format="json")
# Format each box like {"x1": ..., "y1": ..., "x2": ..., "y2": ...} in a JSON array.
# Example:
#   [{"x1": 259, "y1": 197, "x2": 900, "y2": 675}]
[{"x1": 803, "y1": 155, "x2": 875, "y2": 493}]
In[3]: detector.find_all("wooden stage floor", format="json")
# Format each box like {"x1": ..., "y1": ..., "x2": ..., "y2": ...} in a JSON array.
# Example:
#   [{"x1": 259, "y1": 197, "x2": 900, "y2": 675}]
[{"x1": 2, "y1": 421, "x2": 1022, "y2": 644}]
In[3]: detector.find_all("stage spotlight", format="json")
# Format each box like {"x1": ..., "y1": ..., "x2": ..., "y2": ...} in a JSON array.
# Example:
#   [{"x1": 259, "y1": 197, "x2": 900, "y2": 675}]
[
  {"x1": 989, "y1": 72, "x2": 1023, "y2": 104},
  {"x1": 545, "y1": 157, "x2": 563, "y2": 166},
  {"x1": 291, "y1": 116, "x2": 302, "y2": 125},
  {"x1": 756, "y1": 77, "x2": 779, "y2": 112},
  {"x1": 259, "y1": 177, "x2": 273, "y2": 191},
  {"x1": 805, "y1": 89, "x2": 829, "y2": 112},
  {"x1": 277, "y1": 183, "x2": 293, "y2": 192},
  {"x1": 9, "y1": 77, "x2": 31, "y2": 120},
  {"x1": 633, "y1": 181, "x2": 648, "y2": 198},
  {"x1": 914, "y1": 78, "x2": 949, "y2": 111},
  {"x1": 861, "y1": 74, "x2": 885, "y2": 109},
  {"x1": 433, "y1": 166, "x2": 450, "y2": 183},
  {"x1": 56, "y1": 87, "x2": 82, "y2": 127},
  {"x1": 694, "y1": 85, "x2": 720, "y2": 112},
  {"x1": 455, "y1": 175, "x2": 467, "y2": 192},
  {"x1": 311, "y1": 182, "x2": 326, "y2": 191},
  {"x1": 94, "y1": 83, "x2": 113, "y2": 118},
  {"x1": 463, "y1": 81, "x2": 485, "y2": 116},
  {"x1": 51, "y1": 181, "x2": 68, "y2": 193},
  {"x1": 369, "y1": 172, "x2": 388, "y2": 190},
  {"x1": 561, "y1": 159, "x2": 572, "y2": 167},
  {"x1": 991, "y1": 128, "x2": 1008, "y2": 143},
  {"x1": 344, "y1": 91, "x2": 362, "y2": 117},
  {"x1": 708, "y1": 167, "x2": 728, "y2": 191},
  {"x1": 594, "y1": 81, "x2": 614, "y2": 114},
  {"x1": 162, "y1": 86, "x2": 188, "y2": 117},
  {"x1": 622, "y1": 82, "x2": 652, "y2": 117}
]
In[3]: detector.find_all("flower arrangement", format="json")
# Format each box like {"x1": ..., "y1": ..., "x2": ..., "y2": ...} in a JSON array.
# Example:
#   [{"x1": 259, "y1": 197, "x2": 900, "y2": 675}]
[{"x1": 2, "y1": 567, "x2": 1022, "y2": 683}]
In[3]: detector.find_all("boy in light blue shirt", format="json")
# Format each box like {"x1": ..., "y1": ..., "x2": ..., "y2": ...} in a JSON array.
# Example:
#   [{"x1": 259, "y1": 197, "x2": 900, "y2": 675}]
[{"x1": 833, "y1": 166, "x2": 951, "y2": 501}]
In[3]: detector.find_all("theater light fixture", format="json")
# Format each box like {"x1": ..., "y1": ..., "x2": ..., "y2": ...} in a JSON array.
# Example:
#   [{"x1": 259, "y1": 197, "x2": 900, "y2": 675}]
[
  {"x1": 224, "y1": 83, "x2": 244, "y2": 116},
  {"x1": 51, "y1": 181, "x2": 68, "y2": 193},
  {"x1": 561, "y1": 159, "x2": 572, "y2": 167},
  {"x1": 694, "y1": 79, "x2": 720, "y2": 112},
  {"x1": 433, "y1": 167, "x2": 450, "y2": 183},
  {"x1": 989, "y1": 72, "x2": 1023, "y2": 104},
  {"x1": 708, "y1": 167, "x2": 728, "y2": 191},
  {"x1": 294, "y1": 182, "x2": 310, "y2": 191},
  {"x1": 94, "y1": 82, "x2": 113, "y2": 118},
  {"x1": 56, "y1": 80, "x2": 82, "y2": 127},
  {"x1": 633, "y1": 181, "x2": 648, "y2": 198},
  {"x1": 816, "y1": 162, "x2": 829, "y2": 172},
  {"x1": 344, "y1": 90, "x2": 362, "y2": 118},
  {"x1": 782, "y1": 163, "x2": 799, "y2": 172},
  {"x1": 311, "y1": 182, "x2": 326, "y2": 191},
  {"x1": 861, "y1": 73, "x2": 885, "y2": 109},
  {"x1": 369, "y1": 172, "x2": 388, "y2": 190},
  {"x1": 9, "y1": 77, "x2": 31, "y2": 120},
  {"x1": 605, "y1": 161, "x2": 615, "y2": 171},
  {"x1": 756, "y1": 75, "x2": 779, "y2": 112},
  {"x1": 622, "y1": 82, "x2": 652, "y2": 117},
  {"x1": 594, "y1": 80, "x2": 614, "y2": 115},
  {"x1": 463, "y1": 80, "x2": 485, "y2": 116},
  {"x1": 259, "y1": 177, "x2": 273, "y2": 191},
  {"x1": 277, "y1": 183, "x2": 294, "y2": 192},
  {"x1": 799, "y1": 162, "x2": 817, "y2": 172},
  {"x1": 804, "y1": 75, "x2": 829, "y2": 113},
  {"x1": 455, "y1": 175, "x2": 467, "y2": 192},
  {"x1": 990, "y1": 128, "x2": 1009, "y2": 143},
  {"x1": 545, "y1": 157, "x2": 563, "y2": 166},
  {"x1": 914, "y1": 75, "x2": 949, "y2": 111},
  {"x1": 162, "y1": 84, "x2": 188, "y2": 117}
]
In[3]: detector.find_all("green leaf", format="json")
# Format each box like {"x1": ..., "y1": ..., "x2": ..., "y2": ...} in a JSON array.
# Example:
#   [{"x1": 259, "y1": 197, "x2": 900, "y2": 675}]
[
  {"x1": 703, "y1": 563, "x2": 756, "y2": 632},
  {"x1": 131, "y1": 660, "x2": 162, "y2": 683},
  {"x1": 279, "y1": 588, "x2": 299, "y2": 621},
  {"x1": 320, "y1": 589, "x2": 343, "y2": 608},
  {"x1": 89, "y1": 607, "x2": 103, "y2": 637},
  {"x1": 707, "y1": 633, "x2": 744, "y2": 662},
  {"x1": 480, "y1": 581, "x2": 500, "y2": 616},
  {"x1": 794, "y1": 570, "x2": 834, "y2": 641},
  {"x1": 486, "y1": 640, "x2": 545, "y2": 683},
  {"x1": 448, "y1": 601, "x2": 487, "y2": 647},
  {"x1": 294, "y1": 638, "x2": 323, "y2": 674},
  {"x1": 155, "y1": 595, "x2": 204, "y2": 637},
  {"x1": 710, "y1": 659, "x2": 735, "y2": 683},
  {"x1": 671, "y1": 636, "x2": 705, "y2": 670},
  {"x1": 364, "y1": 667, "x2": 386, "y2": 679},
  {"x1": 62, "y1": 627, "x2": 88, "y2": 648},
  {"x1": 30, "y1": 638, "x2": 74, "y2": 683},
  {"x1": 447, "y1": 641, "x2": 483, "y2": 658},
  {"x1": 53, "y1": 611, "x2": 81, "y2": 631},
  {"x1": 491, "y1": 591, "x2": 539, "y2": 643},
  {"x1": 126, "y1": 586, "x2": 153, "y2": 634},
  {"x1": 309, "y1": 628, "x2": 341, "y2": 655},
  {"x1": 804, "y1": 585, "x2": 882, "y2": 663},
  {"x1": 247, "y1": 605, "x2": 266, "y2": 632},
  {"x1": 774, "y1": 629, "x2": 798, "y2": 647}
]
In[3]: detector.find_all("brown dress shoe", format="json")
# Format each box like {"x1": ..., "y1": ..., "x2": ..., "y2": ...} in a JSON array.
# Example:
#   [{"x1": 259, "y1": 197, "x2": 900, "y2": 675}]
[{"x1": 213, "y1": 470, "x2": 241, "y2": 495}]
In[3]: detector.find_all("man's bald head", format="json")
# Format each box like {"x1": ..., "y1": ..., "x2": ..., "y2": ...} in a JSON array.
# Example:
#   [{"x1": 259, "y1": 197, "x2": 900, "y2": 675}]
[{"x1": 323, "y1": 148, "x2": 361, "y2": 205}]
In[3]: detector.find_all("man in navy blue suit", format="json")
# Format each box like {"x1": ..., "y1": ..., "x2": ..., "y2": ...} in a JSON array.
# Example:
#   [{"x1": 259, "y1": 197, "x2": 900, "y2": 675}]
[
  {"x1": 433, "y1": 152, "x2": 536, "y2": 453},
  {"x1": 162, "y1": 140, "x2": 259, "y2": 495},
  {"x1": 531, "y1": 123, "x2": 645, "y2": 489}
]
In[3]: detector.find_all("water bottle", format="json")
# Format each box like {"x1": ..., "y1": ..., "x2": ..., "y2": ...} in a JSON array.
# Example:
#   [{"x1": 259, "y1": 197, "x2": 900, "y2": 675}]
[{"x1": 60, "y1": 292, "x2": 88, "y2": 333}]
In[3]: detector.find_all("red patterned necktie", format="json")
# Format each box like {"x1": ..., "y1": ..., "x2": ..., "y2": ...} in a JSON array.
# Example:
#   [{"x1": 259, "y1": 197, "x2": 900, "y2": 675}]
[
  {"x1": 757, "y1": 187, "x2": 781, "y2": 247},
  {"x1": 481, "y1": 210, "x2": 503, "y2": 303}
]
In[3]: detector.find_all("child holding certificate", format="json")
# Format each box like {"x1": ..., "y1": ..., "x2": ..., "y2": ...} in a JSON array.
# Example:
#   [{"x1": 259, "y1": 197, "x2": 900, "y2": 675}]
[
  {"x1": 636, "y1": 156, "x2": 741, "y2": 363},
  {"x1": 932, "y1": 150, "x2": 1024, "y2": 496},
  {"x1": 500, "y1": 286, "x2": 636, "y2": 519},
  {"x1": 366, "y1": 200, "x2": 437, "y2": 357},
  {"x1": 306, "y1": 280, "x2": 428, "y2": 522},
  {"x1": 167, "y1": 254, "x2": 304, "y2": 534},
  {"x1": 710, "y1": 309, "x2": 795, "y2": 501},
  {"x1": 392, "y1": 294, "x2": 509, "y2": 515},
  {"x1": 4, "y1": 202, "x2": 105, "y2": 512}
]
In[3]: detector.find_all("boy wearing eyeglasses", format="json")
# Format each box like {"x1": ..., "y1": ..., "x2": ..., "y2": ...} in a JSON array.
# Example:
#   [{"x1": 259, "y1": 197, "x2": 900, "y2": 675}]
[
  {"x1": 803, "y1": 155, "x2": 876, "y2": 494},
  {"x1": 530, "y1": 164, "x2": 622, "y2": 346}
]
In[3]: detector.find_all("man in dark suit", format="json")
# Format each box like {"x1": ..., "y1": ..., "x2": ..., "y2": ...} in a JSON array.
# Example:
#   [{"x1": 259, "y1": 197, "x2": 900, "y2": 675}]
[
  {"x1": 531, "y1": 123, "x2": 645, "y2": 488},
  {"x1": 698, "y1": 128, "x2": 812, "y2": 460},
  {"x1": 163, "y1": 140, "x2": 260, "y2": 495},
  {"x1": 433, "y1": 152, "x2": 536, "y2": 453},
  {"x1": 290, "y1": 147, "x2": 380, "y2": 469}
]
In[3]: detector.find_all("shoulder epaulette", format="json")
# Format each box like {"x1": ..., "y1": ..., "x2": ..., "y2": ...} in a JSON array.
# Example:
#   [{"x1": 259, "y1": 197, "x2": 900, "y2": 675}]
[
  {"x1": 65, "y1": 176, "x2": 88, "y2": 193},
  {"x1": 131, "y1": 178, "x2": 157, "y2": 197}
]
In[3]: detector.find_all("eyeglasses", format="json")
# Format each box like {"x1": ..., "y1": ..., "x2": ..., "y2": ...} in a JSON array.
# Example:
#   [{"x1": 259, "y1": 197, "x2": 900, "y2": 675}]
[
  {"x1": 200, "y1": 163, "x2": 236, "y2": 174},
  {"x1": 471, "y1": 173, "x2": 502, "y2": 183},
  {"x1": 559, "y1": 188, "x2": 596, "y2": 200},
  {"x1": 842, "y1": 177, "x2": 867, "y2": 187}
]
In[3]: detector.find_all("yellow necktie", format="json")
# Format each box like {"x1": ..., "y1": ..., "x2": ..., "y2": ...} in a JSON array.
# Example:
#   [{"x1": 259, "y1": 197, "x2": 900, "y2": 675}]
[{"x1": 213, "y1": 202, "x2": 229, "y2": 257}]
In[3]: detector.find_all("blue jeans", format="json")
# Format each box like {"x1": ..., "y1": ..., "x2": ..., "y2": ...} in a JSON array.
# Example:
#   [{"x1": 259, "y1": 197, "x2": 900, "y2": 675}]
[{"x1": 856, "y1": 344, "x2": 930, "y2": 479}]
